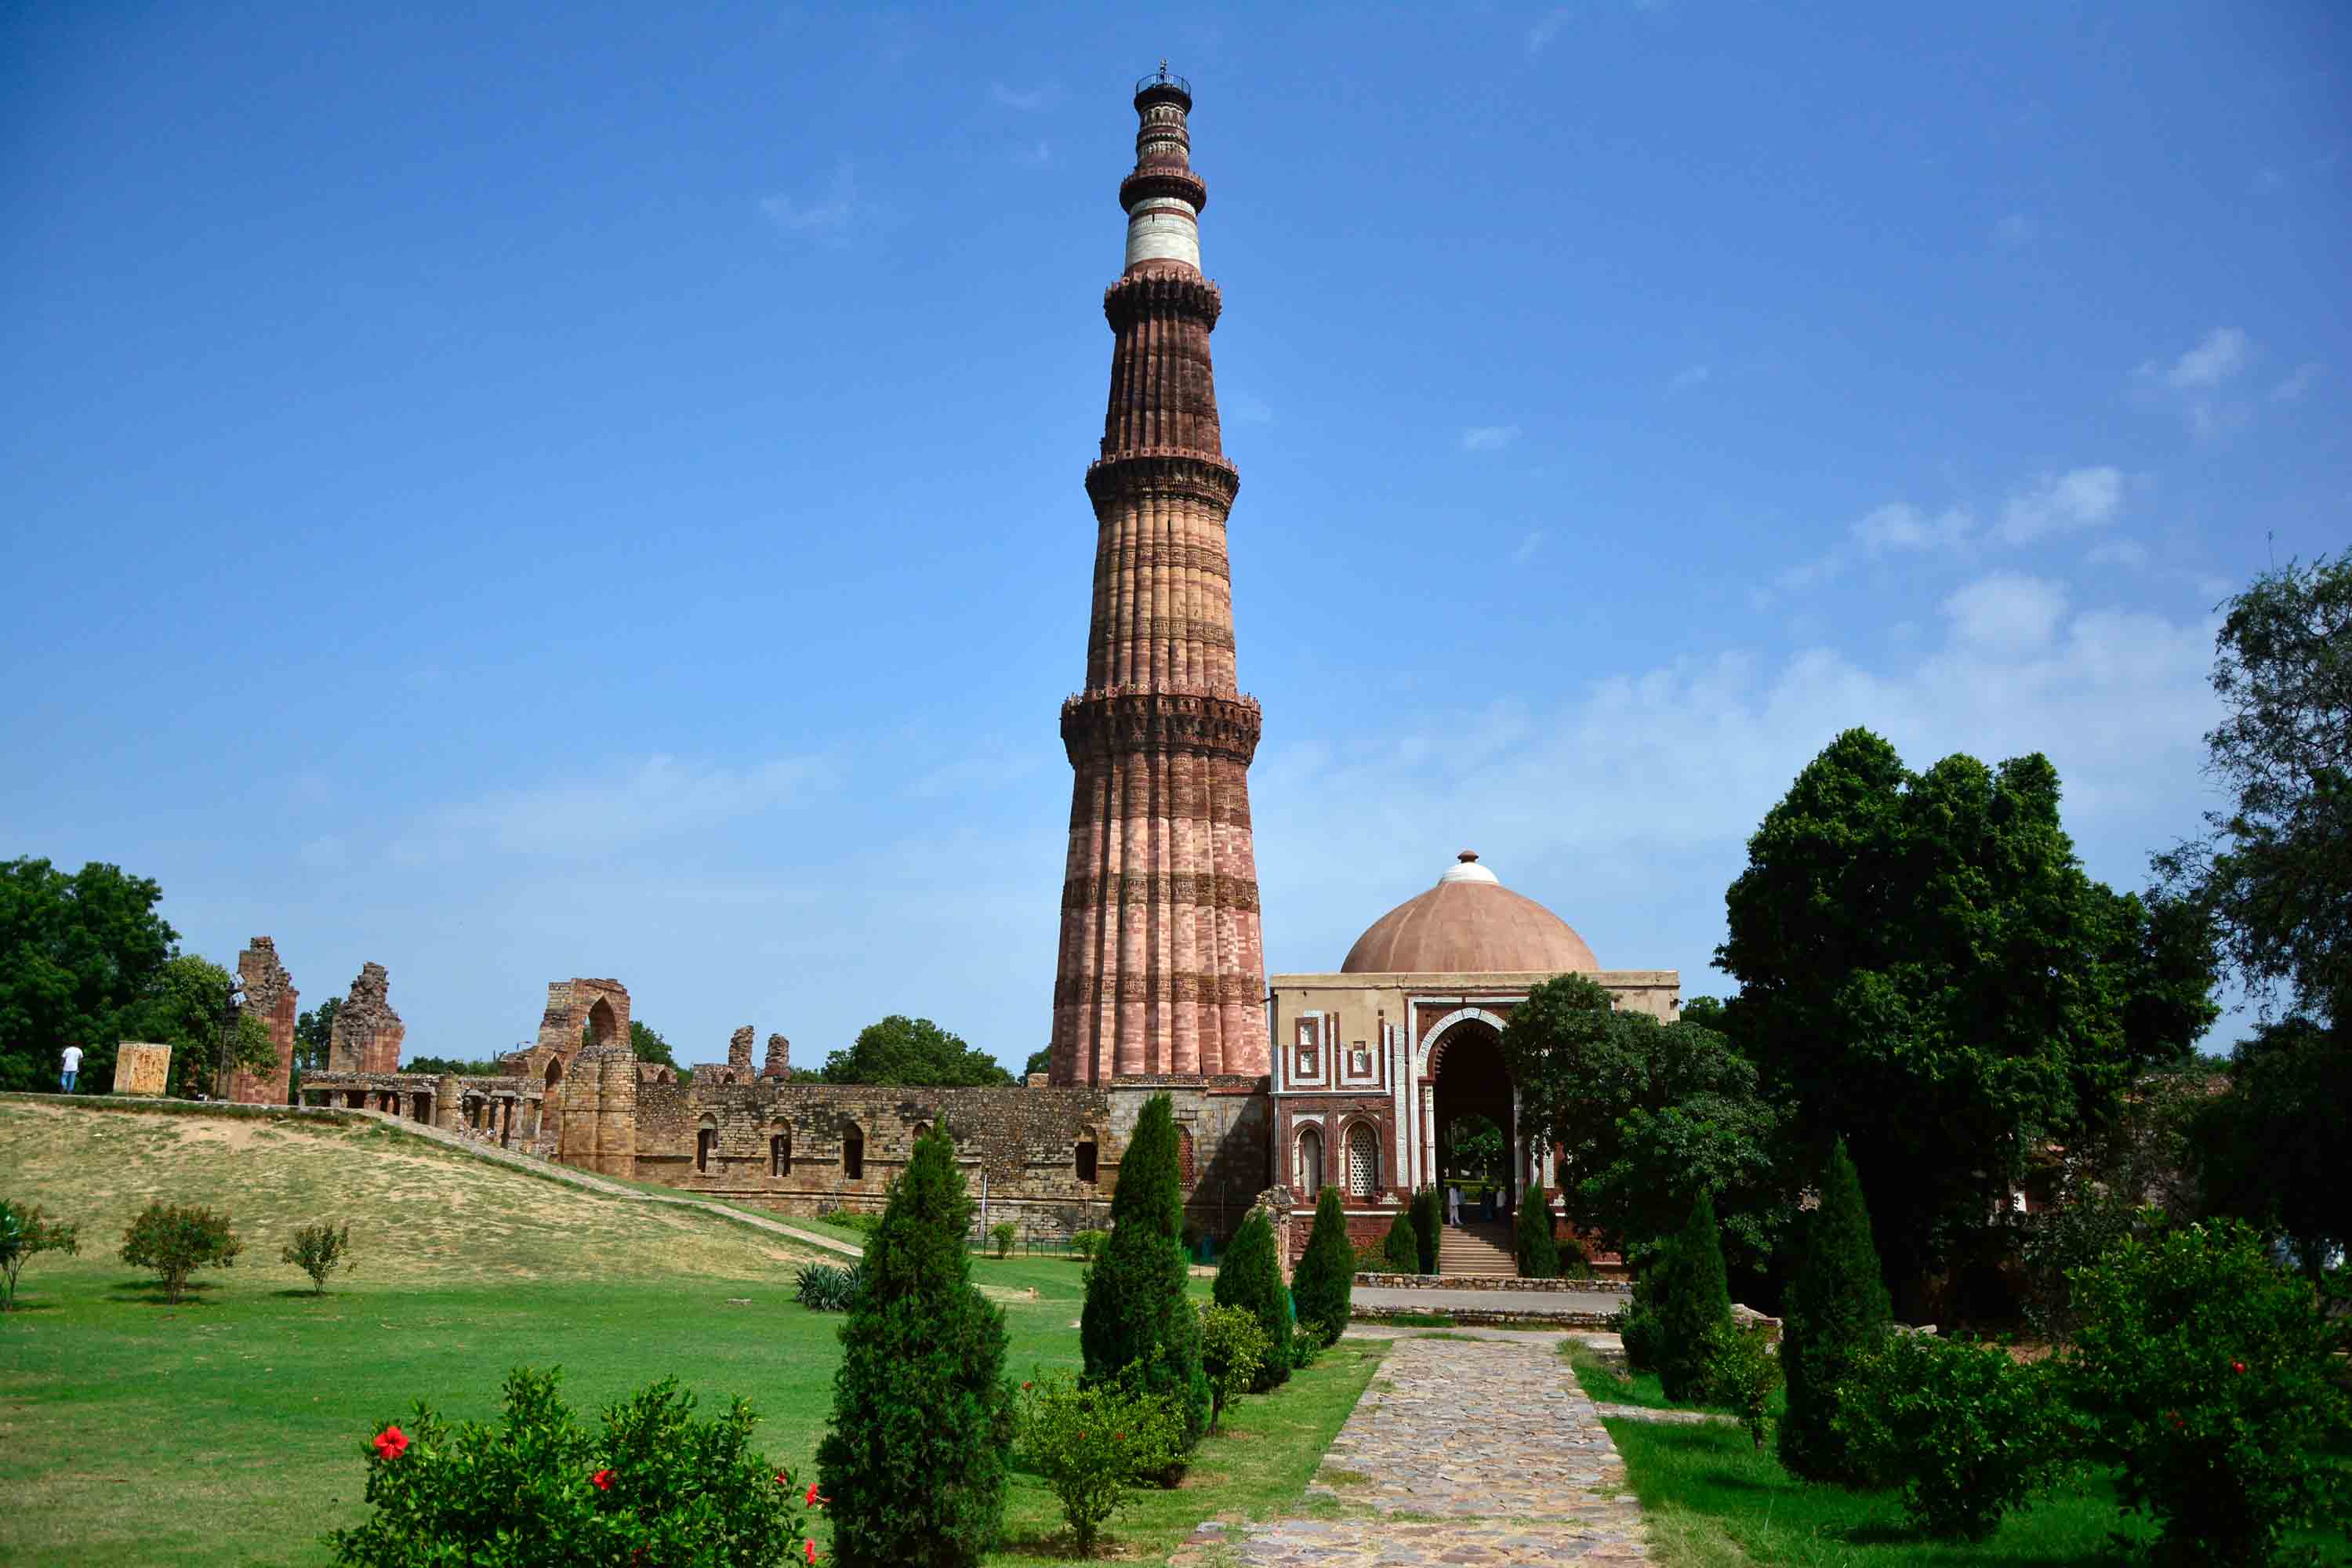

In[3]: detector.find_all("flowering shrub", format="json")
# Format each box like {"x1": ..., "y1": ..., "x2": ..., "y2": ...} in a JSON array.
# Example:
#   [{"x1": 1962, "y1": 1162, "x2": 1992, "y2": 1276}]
[
  {"x1": 1834, "y1": 1332, "x2": 2071, "y2": 1541},
  {"x1": 2062, "y1": 1218, "x2": 2352, "y2": 1564},
  {"x1": 0, "y1": 1199, "x2": 79, "y2": 1311},
  {"x1": 281, "y1": 1221, "x2": 354, "y2": 1295},
  {"x1": 329, "y1": 1366, "x2": 818, "y2": 1567},
  {"x1": 1197, "y1": 1301, "x2": 1269, "y2": 1432},
  {"x1": 120, "y1": 1200, "x2": 240, "y2": 1304},
  {"x1": 1018, "y1": 1370, "x2": 1181, "y2": 1557}
]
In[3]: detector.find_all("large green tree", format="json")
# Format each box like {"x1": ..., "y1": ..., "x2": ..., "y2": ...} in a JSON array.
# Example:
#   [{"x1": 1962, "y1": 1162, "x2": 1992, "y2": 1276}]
[
  {"x1": 116, "y1": 954, "x2": 278, "y2": 1098},
  {"x1": 818, "y1": 1016, "x2": 1012, "y2": 1087},
  {"x1": 2193, "y1": 1016, "x2": 2350, "y2": 1279},
  {"x1": 1716, "y1": 730, "x2": 2216, "y2": 1301},
  {"x1": 1078, "y1": 1094, "x2": 1210, "y2": 1447},
  {"x1": 0, "y1": 858, "x2": 179, "y2": 1092},
  {"x1": 1501, "y1": 974, "x2": 1788, "y2": 1273},
  {"x1": 293, "y1": 996, "x2": 339, "y2": 1074},
  {"x1": 583, "y1": 1017, "x2": 673, "y2": 1065}
]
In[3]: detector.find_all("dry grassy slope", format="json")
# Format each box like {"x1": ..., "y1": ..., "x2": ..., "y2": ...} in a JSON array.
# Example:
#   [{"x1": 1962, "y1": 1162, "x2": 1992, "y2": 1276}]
[{"x1": 0, "y1": 1101, "x2": 823, "y2": 1286}]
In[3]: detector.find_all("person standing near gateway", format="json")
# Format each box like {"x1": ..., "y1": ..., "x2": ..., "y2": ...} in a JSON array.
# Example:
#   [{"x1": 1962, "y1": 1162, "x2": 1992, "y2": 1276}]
[
  {"x1": 59, "y1": 1044, "x2": 82, "y2": 1093},
  {"x1": 1446, "y1": 1182, "x2": 1463, "y2": 1228}
]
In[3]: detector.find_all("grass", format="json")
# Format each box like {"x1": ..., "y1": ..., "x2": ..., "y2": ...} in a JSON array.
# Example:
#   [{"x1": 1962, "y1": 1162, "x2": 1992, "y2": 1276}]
[
  {"x1": 0, "y1": 1100, "x2": 1372, "y2": 1566},
  {"x1": 1561, "y1": 1336, "x2": 1775, "y2": 1417}
]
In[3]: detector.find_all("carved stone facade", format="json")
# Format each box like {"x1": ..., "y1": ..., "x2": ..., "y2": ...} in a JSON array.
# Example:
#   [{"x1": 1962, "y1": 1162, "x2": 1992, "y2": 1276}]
[
  {"x1": 1050, "y1": 73, "x2": 1269, "y2": 1086},
  {"x1": 327, "y1": 963, "x2": 404, "y2": 1074},
  {"x1": 228, "y1": 936, "x2": 297, "y2": 1105}
]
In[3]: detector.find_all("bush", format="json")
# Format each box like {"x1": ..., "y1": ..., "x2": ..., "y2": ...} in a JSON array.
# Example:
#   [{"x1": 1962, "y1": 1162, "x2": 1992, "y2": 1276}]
[
  {"x1": 1777, "y1": 1140, "x2": 1890, "y2": 1483},
  {"x1": 0, "y1": 1199, "x2": 79, "y2": 1311},
  {"x1": 1379, "y1": 1211, "x2": 1419, "y2": 1272},
  {"x1": 1409, "y1": 1186, "x2": 1443, "y2": 1273},
  {"x1": 2016, "y1": 1188, "x2": 2142, "y2": 1348},
  {"x1": 120, "y1": 1200, "x2": 241, "y2": 1304},
  {"x1": 1290, "y1": 1186, "x2": 1355, "y2": 1350},
  {"x1": 1289, "y1": 1315, "x2": 1333, "y2": 1370},
  {"x1": 1017, "y1": 1369, "x2": 1182, "y2": 1558},
  {"x1": 1555, "y1": 1234, "x2": 1593, "y2": 1279},
  {"x1": 1070, "y1": 1229, "x2": 1108, "y2": 1262},
  {"x1": 1515, "y1": 1185, "x2": 1559, "y2": 1278},
  {"x1": 1703, "y1": 1319, "x2": 1781, "y2": 1451},
  {"x1": 823, "y1": 1207, "x2": 884, "y2": 1240},
  {"x1": 1835, "y1": 1331, "x2": 2069, "y2": 1541},
  {"x1": 281, "y1": 1221, "x2": 354, "y2": 1295},
  {"x1": 1211, "y1": 1207, "x2": 1290, "y2": 1391},
  {"x1": 989, "y1": 1221, "x2": 1017, "y2": 1260},
  {"x1": 2063, "y1": 1216, "x2": 2352, "y2": 1564},
  {"x1": 328, "y1": 1366, "x2": 815, "y2": 1567},
  {"x1": 1079, "y1": 1094, "x2": 1210, "y2": 1451},
  {"x1": 1198, "y1": 1302, "x2": 1269, "y2": 1433},
  {"x1": 1653, "y1": 1192, "x2": 1732, "y2": 1404},
  {"x1": 1615, "y1": 1243, "x2": 1664, "y2": 1372},
  {"x1": 793, "y1": 1261, "x2": 866, "y2": 1312},
  {"x1": 816, "y1": 1123, "x2": 1014, "y2": 1566}
]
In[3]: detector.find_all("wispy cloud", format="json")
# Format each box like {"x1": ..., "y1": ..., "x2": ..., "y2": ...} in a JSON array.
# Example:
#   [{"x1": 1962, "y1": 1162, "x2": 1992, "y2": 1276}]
[
  {"x1": 2165, "y1": 327, "x2": 2250, "y2": 390},
  {"x1": 2139, "y1": 328, "x2": 2255, "y2": 438},
  {"x1": 2270, "y1": 363, "x2": 2321, "y2": 403},
  {"x1": 1995, "y1": 466, "x2": 2125, "y2": 545},
  {"x1": 1527, "y1": 8, "x2": 1573, "y2": 55},
  {"x1": 2086, "y1": 538, "x2": 2151, "y2": 571},
  {"x1": 990, "y1": 82, "x2": 1051, "y2": 111},
  {"x1": 760, "y1": 162, "x2": 860, "y2": 246},
  {"x1": 1992, "y1": 212, "x2": 2037, "y2": 250},
  {"x1": 1461, "y1": 424, "x2": 1523, "y2": 452},
  {"x1": 1666, "y1": 364, "x2": 1712, "y2": 394},
  {"x1": 1512, "y1": 529, "x2": 1547, "y2": 564}
]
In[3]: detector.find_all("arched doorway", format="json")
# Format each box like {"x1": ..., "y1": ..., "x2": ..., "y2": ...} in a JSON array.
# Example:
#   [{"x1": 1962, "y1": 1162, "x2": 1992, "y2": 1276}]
[
  {"x1": 1431, "y1": 1019, "x2": 1514, "y2": 1215},
  {"x1": 584, "y1": 997, "x2": 618, "y2": 1051}
]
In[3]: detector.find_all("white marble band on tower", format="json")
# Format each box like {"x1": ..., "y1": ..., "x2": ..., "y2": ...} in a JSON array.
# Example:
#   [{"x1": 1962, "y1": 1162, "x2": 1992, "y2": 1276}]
[{"x1": 1124, "y1": 196, "x2": 1201, "y2": 269}]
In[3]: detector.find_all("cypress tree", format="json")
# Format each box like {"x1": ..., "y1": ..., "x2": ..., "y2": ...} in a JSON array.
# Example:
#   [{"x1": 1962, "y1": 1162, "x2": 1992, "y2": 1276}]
[
  {"x1": 816, "y1": 1122, "x2": 1014, "y2": 1567},
  {"x1": 1079, "y1": 1094, "x2": 1211, "y2": 1447},
  {"x1": 1654, "y1": 1190, "x2": 1732, "y2": 1403},
  {"x1": 1290, "y1": 1185, "x2": 1356, "y2": 1347},
  {"x1": 1409, "y1": 1186, "x2": 1443, "y2": 1273},
  {"x1": 1210, "y1": 1205, "x2": 1290, "y2": 1391},
  {"x1": 1381, "y1": 1210, "x2": 1419, "y2": 1272},
  {"x1": 1515, "y1": 1185, "x2": 1561, "y2": 1278},
  {"x1": 1778, "y1": 1138, "x2": 1893, "y2": 1481}
]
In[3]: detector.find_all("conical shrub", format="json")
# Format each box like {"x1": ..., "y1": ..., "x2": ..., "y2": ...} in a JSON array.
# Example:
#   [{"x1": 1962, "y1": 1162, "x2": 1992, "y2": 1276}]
[
  {"x1": 815, "y1": 1122, "x2": 1014, "y2": 1566},
  {"x1": 1079, "y1": 1094, "x2": 1211, "y2": 1447},
  {"x1": 1515, "y1": 1185, "x2": 1560, "y2": 1278},
  {"x1": 1409, "y1": 1187, "x2": 1443, "y2": 1273},
  {"x1": 1290, "y1": 1185, "x2": 1355, "y2": 1347},
  {"x1": 1654, "y1": 1190, "x2": 1732, "y2": 1403},
  {"x1": 1381, "y1": 1210, "x2": 1419, "y2": 1272},
  {"x1": 1210, "y1": 1206, "x2": 1290, "y2": 1392},
  {"x1": 1778, "y1": 1138, "x2": 1892, "y2": 1481}
]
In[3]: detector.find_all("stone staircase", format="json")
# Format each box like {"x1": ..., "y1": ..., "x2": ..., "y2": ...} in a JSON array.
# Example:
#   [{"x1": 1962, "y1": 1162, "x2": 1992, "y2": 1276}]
[{"x1": 1437, "y1": 1220, "x2": 1518, "y2": 1277}]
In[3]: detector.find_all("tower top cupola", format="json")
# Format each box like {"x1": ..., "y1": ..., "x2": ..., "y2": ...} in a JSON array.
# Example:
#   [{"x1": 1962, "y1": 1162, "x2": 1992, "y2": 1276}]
[{"x1": 1122, "y1": 63, "x2": 1208, "y2": 274}]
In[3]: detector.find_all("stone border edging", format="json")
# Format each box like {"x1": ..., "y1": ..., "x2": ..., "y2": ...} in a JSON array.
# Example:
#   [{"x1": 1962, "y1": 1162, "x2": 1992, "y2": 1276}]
[
  {"x1": 1352, "y1": 1305, "x2": 1619, "y2": 1327},
  {"x1": 1352, "y1": 1269, "x2": 1632, "y2": 1296}
]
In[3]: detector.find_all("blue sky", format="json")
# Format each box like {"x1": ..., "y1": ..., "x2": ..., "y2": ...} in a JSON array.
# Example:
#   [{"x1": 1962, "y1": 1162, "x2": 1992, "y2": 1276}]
[{"x1": 4, "y1": 4, "x2": 2344, "y2": 1070}]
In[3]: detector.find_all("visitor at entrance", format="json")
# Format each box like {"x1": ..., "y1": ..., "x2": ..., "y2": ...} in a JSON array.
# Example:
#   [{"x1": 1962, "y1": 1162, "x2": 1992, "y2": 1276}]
[
  {"x1": 59, "y1": 1044, "x2": 81, "y2": 1093},
  {"x1": 1446, "y1": 1183, "x2": 1463, "y2": 1228}
]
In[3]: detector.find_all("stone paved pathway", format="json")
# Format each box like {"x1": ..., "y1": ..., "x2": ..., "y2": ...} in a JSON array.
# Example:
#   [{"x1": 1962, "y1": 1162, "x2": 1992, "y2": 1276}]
[{"x1": 1169, "y1": 1334, "x2": 1647, "y2": 1566}]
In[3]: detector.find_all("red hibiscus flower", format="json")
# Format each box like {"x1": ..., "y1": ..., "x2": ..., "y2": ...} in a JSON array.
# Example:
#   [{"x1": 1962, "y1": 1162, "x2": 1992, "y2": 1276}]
[
  {"x1": 805, "y1": 1540, "x2": 819, "y2": 1564},
  {"x1": 775, "y1": 1470, "x2": 790, "y2": 1487},
  {"x1": 2231, "y1": 1360, "x2": 2247, "y2": 1374},
  {"x1": 591, "y1": 1468, "x2": 615, "y2": 1492},
  {"x1": 805, "y1": 1481, "x2": 822, "y2": 1508},
  {"x1": 372, "y1": 1426, "x2": 408, "y2": 1461}
]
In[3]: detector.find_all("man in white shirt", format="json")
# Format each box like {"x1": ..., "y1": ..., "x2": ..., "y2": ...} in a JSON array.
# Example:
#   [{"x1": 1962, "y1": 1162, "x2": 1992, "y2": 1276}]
[{"x1": 60, "y1": 1044, "x2": 82, "y2": 1093}]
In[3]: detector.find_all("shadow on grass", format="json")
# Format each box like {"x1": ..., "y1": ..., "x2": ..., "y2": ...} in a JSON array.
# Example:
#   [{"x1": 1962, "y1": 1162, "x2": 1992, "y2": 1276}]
[{"x1": 101, "y1": 1277, "x2": 221, "y2": 1306}]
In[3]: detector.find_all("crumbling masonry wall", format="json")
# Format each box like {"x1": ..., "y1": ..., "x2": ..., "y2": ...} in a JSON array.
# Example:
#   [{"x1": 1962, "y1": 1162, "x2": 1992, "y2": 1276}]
[
  {"x1": 327, "y1": 963, "x2": 404, "y2": 1074},
  {"x1": 229, "y1": 936, "x2": 297, "y2": 1105}
]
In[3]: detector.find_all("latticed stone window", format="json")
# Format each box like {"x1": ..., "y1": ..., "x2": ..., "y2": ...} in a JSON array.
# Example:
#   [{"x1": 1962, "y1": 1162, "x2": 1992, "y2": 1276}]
[
  {"x1": 1347, "y1": 1123, "x2": 1379, "y2": 1197},
  {"x1": 1175, "y1": 1125, "x2": 1197, "y2": 1185}
]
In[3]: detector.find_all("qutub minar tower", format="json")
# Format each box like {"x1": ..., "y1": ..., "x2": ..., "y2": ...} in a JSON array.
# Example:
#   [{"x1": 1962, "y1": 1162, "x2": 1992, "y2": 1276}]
[{"x1": 1050, "y1": 68, "x2": 1270, "y2": 1085}]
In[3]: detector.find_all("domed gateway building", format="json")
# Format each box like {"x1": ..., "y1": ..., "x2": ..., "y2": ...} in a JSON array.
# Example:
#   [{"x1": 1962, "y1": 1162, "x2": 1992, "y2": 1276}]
[{"x1": 1269, "y1": 852, "x2": 1679, "y2": 1261}]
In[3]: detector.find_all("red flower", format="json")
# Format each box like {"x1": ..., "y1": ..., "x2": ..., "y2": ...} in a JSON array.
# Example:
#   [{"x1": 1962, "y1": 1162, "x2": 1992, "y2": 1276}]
[
  {"x1": 805, "y1": 1481, "x2": 822, "y2": 1508},
  {"x1": 775, "y1": 1470, "x2": 790, "y2": 1487},
  {"x1": 2231, "y1": 1360, "x2": 2247, "y2": 1374},
  {"x1": 1022, "y1": 1381, "x2": 1033, "y2": 1390},
  {"x1": 591, "y1": 1468, "x2": 615, "y2": 1492},
  {"x1": 372, "y1": 1426, "x2": 409, "y2": 1461},
  {"x1": 806, "y1": 1540, "x2": 819, "y2": 1564}
]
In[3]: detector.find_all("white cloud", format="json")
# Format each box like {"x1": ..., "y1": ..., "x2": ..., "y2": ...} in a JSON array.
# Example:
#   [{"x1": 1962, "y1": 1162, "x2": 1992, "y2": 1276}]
[
  {"x1": 1944, "y1": 572, "x2": 2068, "y2": 653},
  {"x1": 394, "y1": 755, "x2": 832, "y2": 862},
  {"x1": 2085, "y1": 539, "x2": 2151, "y2": 570},
  {"x1": 1995, "y1": 466, "x2": 2125, "y2": 545},
  {"x1": 1512, "y1": 529, "x2": 1547, "y2": 564},
  {"x1": 1853, "y1": 502, "x2": 1974, "y2": 555},
  {"x1": 1666, "y1": 364, "x2": 1712, "y2": 394},
  {"x1": 1461, "y1": 424, "x2": 1523, "y2": 452},
  {"x1": 2270, "y1": 363, "x2": 2320, "y2": 403},
  {"x1": 2165, "y1": 327, "x2": 2251, "y2": 390},
  {"x1": 759, "y1": 162, "x2": 859, "y2": 245},
  {"x1": 1527, "y1": 8, "x2": 1573, "y2": 55},
  {"x1": 1992, "y1": 212, "x2": 2037, "y2": 250},
  {"x1": 990, "y1": 82, "x2": 1049, "y2": 111}
]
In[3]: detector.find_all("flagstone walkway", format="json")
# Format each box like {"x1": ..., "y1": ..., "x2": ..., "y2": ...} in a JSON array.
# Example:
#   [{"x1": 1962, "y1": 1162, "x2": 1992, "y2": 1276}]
[{"x1": 1169, "y1": 1334, "x2": 1648, "y2": 1565}]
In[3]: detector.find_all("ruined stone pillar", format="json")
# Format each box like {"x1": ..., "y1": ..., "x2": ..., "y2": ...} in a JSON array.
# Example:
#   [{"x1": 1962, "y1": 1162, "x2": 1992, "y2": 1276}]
[
  {"x1": 596, "y1": 1053, "x2": 637, "y2": 1178},
  {"x1": 230, "y1": 938, "x2": 298, "y2": 1105},
  {"x1": 329, "y1": 964, "x2": 405, "y2": 1074},
  {"x1": 728, "y1": 1025, "x2": 754, "y2": 1080},
  {"x1": 434, "y1": 1075, "x2": 461, "y2": 1131},
  {"x1": 762, "y1": 1033, "x2": 790, "y2": 1080}
]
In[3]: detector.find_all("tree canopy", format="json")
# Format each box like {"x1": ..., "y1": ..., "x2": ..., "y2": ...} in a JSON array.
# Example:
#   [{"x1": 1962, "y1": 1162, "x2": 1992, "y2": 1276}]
[
  {"x1": 1021, "y1": 1047, "x2": 1051, "y2": 1081},
  {"x1": 115, "y1": 954, "x2": 279, "y2": 1098},
  {"x1": 293, "y1": 996, "x2": 339, "y2": 1075},
  {"x1": 1501, "y1": 973, "x2": 1788, "y2": 1272},
  {"x1": 0, "y1": 858, "x2": 178, "y2": 1092},
  {"x1": 818, "y1": 1016, "x2": 1011, "y2": 1087},
  {"x1": 1715, "y1": 729, "x2": 2216, "y2": 1298},
  {"x1": 582, "y1": 1018, "x2": 673, "y2": 1065}
]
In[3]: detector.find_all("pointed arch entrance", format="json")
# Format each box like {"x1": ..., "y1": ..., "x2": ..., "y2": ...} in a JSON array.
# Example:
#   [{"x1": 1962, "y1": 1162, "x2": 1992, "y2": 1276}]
[{"x1": 1428, "y1": 1018, "x2": 1514, "y2": 1214}]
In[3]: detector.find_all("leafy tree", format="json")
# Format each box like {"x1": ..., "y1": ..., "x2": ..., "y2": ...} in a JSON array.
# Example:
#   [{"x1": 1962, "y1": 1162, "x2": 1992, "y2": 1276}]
[
  {"x1": 1836, "y1": 1333, "x2": 2071, "y2": 1542},
  {"x1": 112, "y1": 954, "x2": 278, "y2": 1099},
  {"x1": 1197, "y1": 1301, "x2": 1269, "y2": 1433},
  {"x1": 1408, "y1": 1186, "x2": 1443, "y2": 1273},
  {"x1": 816, "y1": 1122, "x2": 1014, "y2": 1566},
  {"x1": 1704, "y1": 1319, "x2": 1781, "y2": 1452},
  {"x1": 401, "y1": 1055, "x2": 504, "y2": 1077},
  {"x1": 120, "y1": 1200, "x2": 241, "y2": 1304},
  {"x1": 2194, "y1": 1014, "x2": 2350, "y2": 1279},
  {"x1": 281, "y1": 1221, "x2": 355, "y2": 1295},
  {"x1": 1210, "y1": 1206, "x2": 1290, "y2": 1391},
  {"x1": 1777, "y1": 1140, "x2": 1891, "y2": 1482},
  {"x1": 1078, "y1": 1094, "x2": 1210, "y2": 1450},
  {"x1": 294, "y1": 996, "x2": 340, "y2": 1073},
  {"x1": 818, "y1": 1015, "x2": 1012, "y2": 1087},
  {"x1": 1022, "y1": 1047, "x2": 1052, "y2": 1080},
  {"x1": 1290, "y1": 1185, "x2": 1355, "y2": 1350},
  {"x1": 1501, "y1": 975, "x2": 1788, "y2": 1273},
  {"x1": 2155, "y1": 550, "x2": 2352, "y2": 1027},
  {"x1": 1380, "y1": 1210, "x2": 1419, "y2": 1272},
  {"x1": 1515, "y1": 1185, "x2": 1559, "y2": 1278},
  {"x1": 0, "y1": 1200, "x2": 79, "y2": 1311},
  {"x1": 1443, "y1": 1114, "x2": 1502, "y2": 1181},
  {"x1": 0, "y1": 858, "x2": 178, "y2": 1093},
  {"x1": 1716, "y1": 730, "x2": 2214, "y2": 1302},
  {"x1": 582, "y1": 1018, "x2": 673, "y2": 1065},
  {"x1": 1016, "y1": 1370, "x2": 1181, "y2": 1559},
  {"x1": 1651, "y1": 1192, "x2": 1731, "y2": 1403}
]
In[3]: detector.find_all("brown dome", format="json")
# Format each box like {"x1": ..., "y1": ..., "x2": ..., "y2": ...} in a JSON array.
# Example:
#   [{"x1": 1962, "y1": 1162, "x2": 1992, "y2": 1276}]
[{"x1": 1339, "y1": 851, "x2": 1599, "y2": 975}]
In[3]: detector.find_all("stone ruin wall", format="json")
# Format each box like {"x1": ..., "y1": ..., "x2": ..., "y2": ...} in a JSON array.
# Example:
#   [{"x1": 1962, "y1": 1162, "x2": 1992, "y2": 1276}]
[
  {"x1": 328, "y1": 963, "x2": 405, "y2": 1074},
  {"x1": 228, "y1": 936, "x2": 298, "y2": 1105}
]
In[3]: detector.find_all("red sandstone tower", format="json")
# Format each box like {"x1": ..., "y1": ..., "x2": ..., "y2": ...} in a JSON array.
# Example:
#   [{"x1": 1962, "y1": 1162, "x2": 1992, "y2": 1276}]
[{"x1": 1051, "y1": 69, "x2": 1269, "y2": 1085}]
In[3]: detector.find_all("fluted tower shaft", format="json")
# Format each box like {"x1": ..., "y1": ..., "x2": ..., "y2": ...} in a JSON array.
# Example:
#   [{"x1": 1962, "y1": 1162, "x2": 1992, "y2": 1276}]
[{"x1": 1051, "y1": 71, "x2": 1268, "y2": 1085}]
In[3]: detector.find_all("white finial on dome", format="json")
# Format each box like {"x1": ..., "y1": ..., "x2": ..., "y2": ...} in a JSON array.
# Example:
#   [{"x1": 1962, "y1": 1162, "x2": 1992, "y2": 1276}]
[{"x1": 1439, "y1": 849, "x2": 1500, "y2": 886}]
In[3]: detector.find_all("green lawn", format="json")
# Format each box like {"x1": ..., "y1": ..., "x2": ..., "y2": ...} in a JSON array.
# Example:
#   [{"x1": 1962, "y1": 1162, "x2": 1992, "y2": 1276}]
[{"x1": 0, "y1": 1100, "x2": 1375, "y2": 1566}]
